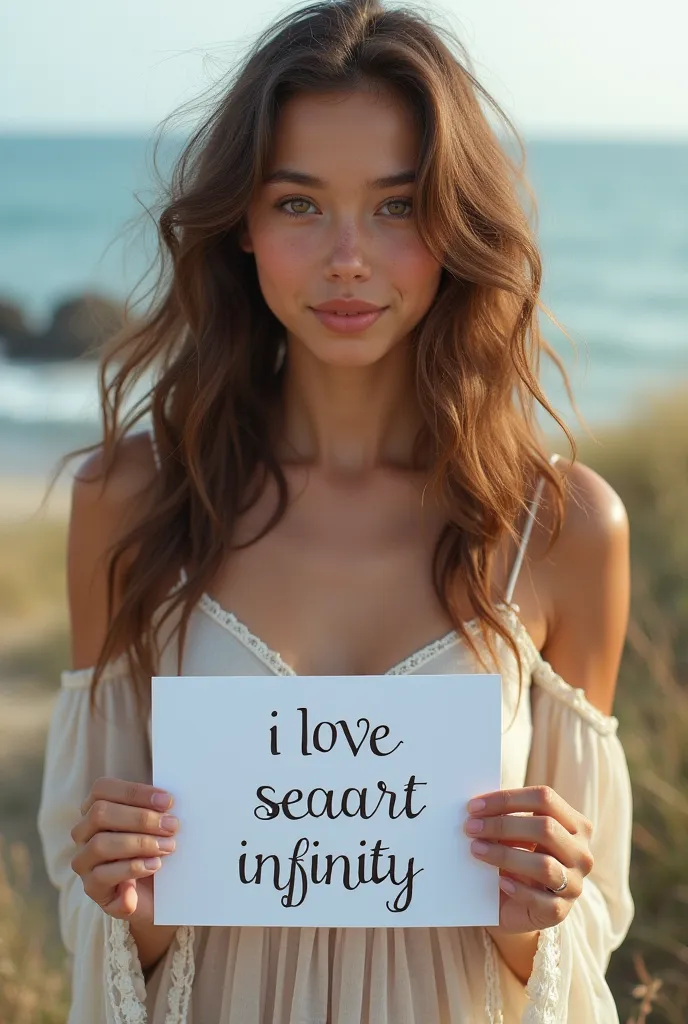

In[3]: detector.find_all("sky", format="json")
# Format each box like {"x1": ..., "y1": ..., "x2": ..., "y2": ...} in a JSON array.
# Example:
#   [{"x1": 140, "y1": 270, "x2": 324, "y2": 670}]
[{"x1": 2, "y1": 0, "x2": 687, "y2": 138}]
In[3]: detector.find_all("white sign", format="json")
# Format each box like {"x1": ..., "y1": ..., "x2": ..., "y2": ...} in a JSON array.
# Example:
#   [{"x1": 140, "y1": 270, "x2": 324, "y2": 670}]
[{"x1": 152, "y1": 674, "x2": 502, "y2": 928}]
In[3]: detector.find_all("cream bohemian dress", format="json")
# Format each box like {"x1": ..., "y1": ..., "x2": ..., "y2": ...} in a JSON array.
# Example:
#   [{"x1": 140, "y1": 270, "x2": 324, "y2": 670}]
[{"x1": 38, "y1": 452, "x2": 634, "y2": 1024}]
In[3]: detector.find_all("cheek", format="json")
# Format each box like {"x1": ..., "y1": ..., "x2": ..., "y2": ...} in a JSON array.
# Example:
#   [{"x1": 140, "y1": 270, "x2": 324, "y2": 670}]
[
  {"x1": 252, "y1": 225, "x2": 315, "y2": 296},
  {"x1": 387, "y1": 236, "x2": 442, "y2": 304}
]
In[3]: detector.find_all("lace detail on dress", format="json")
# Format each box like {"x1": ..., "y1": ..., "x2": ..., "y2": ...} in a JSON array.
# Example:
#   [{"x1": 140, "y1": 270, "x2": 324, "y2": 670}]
[
  {"x1": 506, "y1": 614, "x2": 619, "y2": 736},
  {"x1": 482, "y1": 928, "x2": 504, "y2": 1024},
  {"x1": 531, "y1": 659, "x2": 619, "y2": 736},
  {"x1": 523, "y1": 926, "x2": 561, "y2": 1023},
  {"x1": 106, "y1": 922, "x2": 196, "y2": 1024},
  {"x1": 385, "y1": 630, "x2": 460, "y2": 675},
  {"x1": 106, "y1": 918, "x2": 148, "y2": 1023},
  {"x1": 164, "y1": 926, "x2": 196, "y2": 1024},
  {"x1": 197, "y1": 592, "x2": 296, "y2": 676},
  {"x1": 386, "y1": 603, "x2": 513, "y2": 676}
]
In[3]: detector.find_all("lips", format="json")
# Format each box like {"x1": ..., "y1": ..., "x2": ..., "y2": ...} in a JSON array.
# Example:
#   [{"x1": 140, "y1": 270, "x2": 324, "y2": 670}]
[
  {"x1": 310, "y1": 304, "x2": 387, "y2": 334},
  {"x1": 311, "y1": 299, "x2": 386, "y2": 314},
  {"x1": 321, "y1": 310, "x2": 374, "y2": 316}
]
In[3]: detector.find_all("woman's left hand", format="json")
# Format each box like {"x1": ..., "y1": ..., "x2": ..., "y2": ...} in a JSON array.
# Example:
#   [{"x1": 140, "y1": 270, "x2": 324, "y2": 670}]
[{"x1": 465, "y1": 785, "x2": 594, "y2": 935}]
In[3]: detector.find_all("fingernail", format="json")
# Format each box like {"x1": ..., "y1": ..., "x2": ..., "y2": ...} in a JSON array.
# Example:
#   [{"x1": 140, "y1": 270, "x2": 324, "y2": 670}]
[
  {"x1": 467, "y1": 798, "x2": 486, "y2": 813},
  {"x1": 157, "y1": 837, "x2": 176, "y2": 853},
  {"x1": 465, "y1": 818, "x2": 484, "y2": 834},
  {"x1": 160, "y1": 815, "x2": 179, "y2": 833},
  {"x1": 500, "y1": 877, "x2": 516, "y2": 895},
  {"x1": 144, "y1": 857, "x2": 162, "y2": 870},
  {"x1": 152, "y1": 792, "x2": 172, "y2": 810},
  {"x1": 471, "y1": 840, "x2": 490, "y2": 856}
]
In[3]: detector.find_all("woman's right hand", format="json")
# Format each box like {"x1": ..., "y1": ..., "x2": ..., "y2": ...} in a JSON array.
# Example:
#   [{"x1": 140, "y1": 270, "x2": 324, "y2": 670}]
[{"x1": 70, "y1": 777, "x2": 178, "y2": 923}]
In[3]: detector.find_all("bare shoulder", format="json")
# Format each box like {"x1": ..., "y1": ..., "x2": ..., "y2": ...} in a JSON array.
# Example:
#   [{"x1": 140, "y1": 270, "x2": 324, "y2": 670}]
[
  {"x1": 72, "y1": 429, "x2": 157, "y2": 507},
  {"x1": 539, "y1": 457, "x2": 631, "y2": 715},
  {"x1": 68, "y1": 431, "x2": 158, "y2": 669},
  {"x1": 556, "y1": 457, "x2": 629, "y2": 546}
]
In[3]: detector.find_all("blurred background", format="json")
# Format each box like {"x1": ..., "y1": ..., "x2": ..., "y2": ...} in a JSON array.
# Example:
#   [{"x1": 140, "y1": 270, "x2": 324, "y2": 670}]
[{"x1": 1, "y1": 1, "x2": 686, "y2": 1021}]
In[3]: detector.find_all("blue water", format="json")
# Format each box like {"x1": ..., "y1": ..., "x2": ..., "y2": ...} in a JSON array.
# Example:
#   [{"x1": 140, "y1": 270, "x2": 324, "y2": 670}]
[{"x1": 0, "y1": 135, "x2": 686, "y2": 472}]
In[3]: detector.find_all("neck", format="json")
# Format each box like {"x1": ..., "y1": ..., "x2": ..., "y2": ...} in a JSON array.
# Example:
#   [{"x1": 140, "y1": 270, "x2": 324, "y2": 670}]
[{"x1": 276, "y1": 338, "x2": 424, "y2": 475}]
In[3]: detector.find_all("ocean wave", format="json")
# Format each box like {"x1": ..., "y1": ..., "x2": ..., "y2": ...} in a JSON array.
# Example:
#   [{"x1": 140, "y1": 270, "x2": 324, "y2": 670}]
[
  {"x1": 0, "y1": 360, "x2": 99, "y2": 425},
  {"x1": 0, "y1": 358, "x2": 151, "y2": 426}
]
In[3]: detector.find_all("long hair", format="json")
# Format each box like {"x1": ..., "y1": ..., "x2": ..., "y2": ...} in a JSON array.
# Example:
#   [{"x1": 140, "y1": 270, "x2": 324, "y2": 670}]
[{"x1": 67, "y1": 0, "x2": 575, "y2": 700}]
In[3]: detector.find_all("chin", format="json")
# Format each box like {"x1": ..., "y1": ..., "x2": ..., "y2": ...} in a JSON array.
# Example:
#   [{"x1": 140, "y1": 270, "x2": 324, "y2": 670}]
[{"x1": 303, "y1": 335, "x2": 397, "y2": 369}]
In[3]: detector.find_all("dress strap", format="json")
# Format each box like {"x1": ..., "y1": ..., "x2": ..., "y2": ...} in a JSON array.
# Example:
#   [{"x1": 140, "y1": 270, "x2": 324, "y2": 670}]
[{"x1": 504, "y1": 454, "x2": 560, "y2": 606}]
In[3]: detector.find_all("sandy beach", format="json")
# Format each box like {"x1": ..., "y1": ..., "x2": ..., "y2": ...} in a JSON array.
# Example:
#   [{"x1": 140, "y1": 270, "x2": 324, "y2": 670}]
[{"x1": 0, "y1": 475, "x2": 72, "y2": 523}]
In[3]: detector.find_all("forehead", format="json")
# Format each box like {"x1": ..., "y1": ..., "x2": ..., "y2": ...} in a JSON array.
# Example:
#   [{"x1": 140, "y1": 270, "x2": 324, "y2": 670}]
[{"x1": 268, "y1": 85, "x2": 420, "y2": 181}]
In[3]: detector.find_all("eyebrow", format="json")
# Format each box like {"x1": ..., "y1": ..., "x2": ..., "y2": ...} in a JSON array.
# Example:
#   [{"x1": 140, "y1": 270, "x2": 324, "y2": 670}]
[{"x1": 263, "y1": 169, "x2": 416, "y2": 189}]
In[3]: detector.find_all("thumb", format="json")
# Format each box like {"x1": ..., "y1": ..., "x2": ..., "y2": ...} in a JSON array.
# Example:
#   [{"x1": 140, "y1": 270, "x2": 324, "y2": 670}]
[{"x1": 109, "y1": 878, "x2": 139, "y2": 918}]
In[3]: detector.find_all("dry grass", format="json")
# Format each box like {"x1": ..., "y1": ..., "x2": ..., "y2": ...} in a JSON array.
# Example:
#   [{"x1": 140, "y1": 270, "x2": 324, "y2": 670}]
[
  {"x1": 0, "y1": 518, "x2": 67, "y2": 625},
  {"x1": 0, "y1": 839, "x2": 68, "y2": 1024},
  {"x1": 1, "y1": 389, "x2": 687, "y2": 1020},
  {"x1": 580, "y1": 391, "x2": 688, "y2": 1022}
]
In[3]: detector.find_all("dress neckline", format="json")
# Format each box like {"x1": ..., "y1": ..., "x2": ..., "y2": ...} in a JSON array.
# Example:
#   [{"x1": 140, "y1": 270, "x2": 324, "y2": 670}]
[{"x1": 193, "y1": 587, "x2": 519, "y2": 677}]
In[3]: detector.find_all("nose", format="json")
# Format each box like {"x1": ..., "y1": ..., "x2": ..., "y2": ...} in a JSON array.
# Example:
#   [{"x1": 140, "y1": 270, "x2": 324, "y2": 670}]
[{"x1": 324, "y1": 222, "x2": 372, "y2": 284}]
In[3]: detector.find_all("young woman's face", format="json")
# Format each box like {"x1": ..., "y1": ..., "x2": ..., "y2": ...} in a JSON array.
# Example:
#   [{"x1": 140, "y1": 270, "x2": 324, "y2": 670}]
[{"x1": 242, "y1": 85, "x2": 443, "y2": 368}]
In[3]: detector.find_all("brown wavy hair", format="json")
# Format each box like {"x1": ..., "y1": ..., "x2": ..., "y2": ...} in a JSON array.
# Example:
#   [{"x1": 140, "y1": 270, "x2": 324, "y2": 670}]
[{"x1": 65, "y1": 0, "x2": 576, "y2": 701}]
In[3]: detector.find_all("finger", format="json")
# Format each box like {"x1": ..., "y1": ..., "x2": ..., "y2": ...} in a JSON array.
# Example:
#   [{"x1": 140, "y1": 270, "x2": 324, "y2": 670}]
[
  {"x1": 468, "y1": 786, "x2": 581, "y2": 834},
  {"x1": 83, "y1": 856, "x2": 162, "y2": 906},
  {"x1": 465, "y1": 814, "x2": 580, "y2": 867},
  {"x1": 80, "y1": 778, "x2": 173, "y2": 818},
  {"x1": 72, "y1": 831, "x2": 175, "y2": 874},
  {"x1": 110, "y1": 875, "x2": 154, "y2": 919},
  {"x1": 471, "y1": 841, "x2": 583, "y2": 897},
  {"x1": 498, "y1": 875, "x2": 570, "y2": 930},
  {"x1": 73, "y1": 799, "x2": 179, "y2": 844},
  {"x1": 110, "y1": 879, "x2": 139, "y2": 919}
]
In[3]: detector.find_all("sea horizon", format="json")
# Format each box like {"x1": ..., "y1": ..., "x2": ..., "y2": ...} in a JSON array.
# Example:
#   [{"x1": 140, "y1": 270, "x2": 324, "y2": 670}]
[{"x1": 1, "y1": 134, "x2": 686, "y2": 476}]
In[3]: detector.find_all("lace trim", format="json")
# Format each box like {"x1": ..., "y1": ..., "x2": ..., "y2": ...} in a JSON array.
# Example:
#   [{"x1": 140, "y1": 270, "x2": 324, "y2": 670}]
[
  {"x1": 106, "y1": 919, "x2": 148, "y2": 1023},
  {"x1": 385, "y1": 629, "x2": 461, "y2": 675},
  {"x1": 106, "y1": 921, "x2": 196, "y2": 1024},
  {"x1": 507, "y1": 616, "x2": 619, "y2": 736},
  {"x1": 197, "y1": 591, "x2": 296, "y2": 676},
  {"x1": 482, "y1": 928, "x2": 504, "y2": 1024},
  {"x1": 64, "y1": 596, "x2": 521, "y2": 683},
  {"x1": 198, "y1": 595, "x2": 514, "y2": 677},
  {"x1": 523, "y1": 926, "x2": 561, "y2": 1023},
  {"x1": 164, "y1": 926, "x2": 196, "y2": 1024},
  {"x1": 531, "y1": 659, "x2": 619, "y2": 736},
  {"x1": 367, "y1": 602, "x2": 514, "y2": 675}
]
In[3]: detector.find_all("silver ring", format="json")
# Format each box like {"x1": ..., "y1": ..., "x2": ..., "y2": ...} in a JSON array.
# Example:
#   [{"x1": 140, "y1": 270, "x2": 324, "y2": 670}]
[{"x1": 546, "y1": 869, "x2": 568, "y2": 894}]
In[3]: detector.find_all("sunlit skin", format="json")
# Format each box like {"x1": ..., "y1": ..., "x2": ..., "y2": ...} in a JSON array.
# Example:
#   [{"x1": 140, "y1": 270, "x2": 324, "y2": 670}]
[{"x1": 68, "y1": 83, "x2": 630, "y2": 986}]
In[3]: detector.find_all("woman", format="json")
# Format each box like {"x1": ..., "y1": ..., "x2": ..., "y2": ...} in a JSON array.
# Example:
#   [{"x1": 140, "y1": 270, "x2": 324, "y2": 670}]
[{"x1": 38, "y1": 1, "x2": 634, "y2": 1021}]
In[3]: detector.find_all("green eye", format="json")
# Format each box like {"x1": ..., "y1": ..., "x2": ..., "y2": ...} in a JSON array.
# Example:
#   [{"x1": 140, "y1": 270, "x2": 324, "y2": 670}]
[
  {"x1": 275, "y1": 196, "x2": 413, "y2": 218},
  {"x1": 381, "y1": 198, "x2": 413, "y2": 218},
  {"x1": 278, "y1": 197, "x2": 316, "y2": 217}
]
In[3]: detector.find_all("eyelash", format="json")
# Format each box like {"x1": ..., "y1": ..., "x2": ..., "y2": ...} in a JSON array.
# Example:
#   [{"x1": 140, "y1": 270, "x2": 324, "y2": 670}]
[{"x1": 276, "y1": 196, "x2": 413, "y2": 219}]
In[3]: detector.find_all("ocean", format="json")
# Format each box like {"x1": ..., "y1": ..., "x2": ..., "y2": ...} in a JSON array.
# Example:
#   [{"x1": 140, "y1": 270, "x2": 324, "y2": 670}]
[{"x1": 0, "y1": 135, "x2": 687, "y2": 476}]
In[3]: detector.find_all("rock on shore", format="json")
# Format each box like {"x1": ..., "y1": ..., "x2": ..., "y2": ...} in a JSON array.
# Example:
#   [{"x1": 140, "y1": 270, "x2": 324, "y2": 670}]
[{"x1": 0, "y1": 293, "x2": 127, "y2": 361}]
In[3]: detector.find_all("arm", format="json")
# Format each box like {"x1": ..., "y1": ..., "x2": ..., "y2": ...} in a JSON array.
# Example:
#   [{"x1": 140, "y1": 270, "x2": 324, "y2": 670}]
[
  {"x1": 472, "y1": 461, "x2": 631, "y2": 983},
  {"x1": 66, "y1": 434, "x2": 178, "y2": 970},
  {"x1": 537, "y1": 460, "x2": 630, "y2": 716}
]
